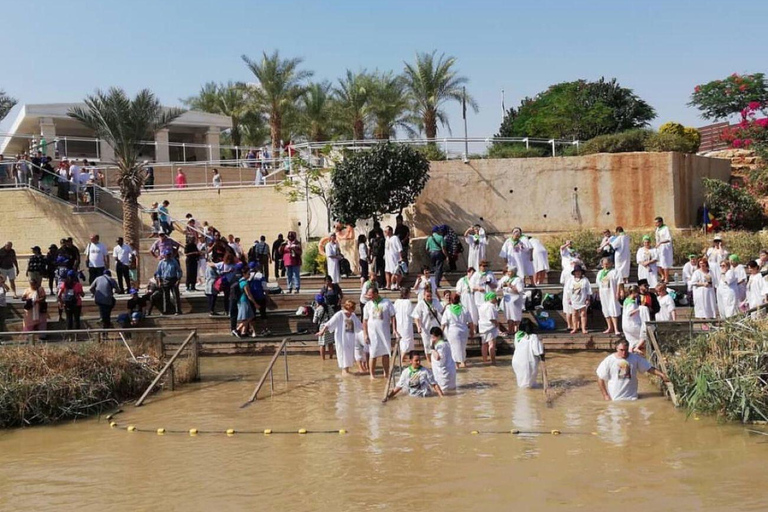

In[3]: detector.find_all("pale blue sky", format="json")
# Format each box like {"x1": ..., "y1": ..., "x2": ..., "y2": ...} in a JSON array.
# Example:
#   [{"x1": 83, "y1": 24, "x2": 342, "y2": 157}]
[{"x1": 3, "y1": 0, "x2": 766, "y2": 138}]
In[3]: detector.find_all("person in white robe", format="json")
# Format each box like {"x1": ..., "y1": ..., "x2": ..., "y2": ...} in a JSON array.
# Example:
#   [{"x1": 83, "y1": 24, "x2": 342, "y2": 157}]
[
  {"x1": 682, "y1": 254, "x2": 698, "y2": 303},
  {"x1": 394, "y1": 288, "x2": 415, "y2": 359},
  {"x1": 596, "y1": 257, "x2": 622, "y2": 335},
  {"x1": 705, "y1": 235, "x2": 729, "y2": 284},
  {"x1": 362, "y1": 288, "x2": 398, "y2": 379},
  {"x1": 325, "y1": 234, "x2": 342, "y2": 284},
  {"x1": 689, "y1": 259, "x2": 717, "y2": 320},
  {"x1": 744, "y1": 261, "x2": 768, "y2": 312},
  {"x1": 470, "y1": 260, "x2": 497, "y2": 307},
  {"x1": 529, "y1": 237, "x2": 550, "y2": 285},
  {"x1": 354, "y1": 330, "x2": 369, "y2": 374},
  {"x1": 497, "y1": 266, "x2": 524, "y2": 334},
  {"x1": 716, "y1": 260, "x2": 739, "y2": 319},
  {"x1": 512, "y1": 320, "x2": 545, "y2": 389},
  {"x1": 499, "y1": 228, "x2": 530, "y2": 280},
  {"x1": 610, "y1": 228, "x2": 631, "y2": 282},
  {"x1": 359, "y1": 277, "x2": 376, "y2": 316},
  {"x1": 520, "y1": 233, "x2": 535, "y2": 284},
  {"x1": 655, "y1": 283, "x2": 677, "y2": 321},
  {"x1": 564, "y1": 265, "x2": 592, "y2": 334},
  {"x1": 559, "y1": 240, "x2": 576, "y2": 286},
  {"x1": 429, "y1": 327, "x2": 456, "y2": 391},
  {"x1": 654, "y1": 217, "x2": 673, "y2": 283},
  {"x1": 411, "y1": 288, "x2": 444, "y2": 353},
  {"x1": 383, "y1": 226, "x2": 403, "y2": 290},
  {"x1": 597, "y1": 339, "x2": 670, "y2": 401},
  {"x1": 413, "y1": 266, "x2": 437, "y2": 301},
  {"x1": 440, "y1": 294, "x2": 475, "y2": 367},
  {"x1": 318, "y1": 300, "x2": 362, "y2": 375},
  {"x1": 621, "y1": 286, "x2": 644, "y2": 351},
  {"x1": 464, "y1": 225, "x2": 487, "y2": 272},
  {"x1": 729, "y1": 254, "x2": 748, "y2": 303},
  {"x1": 455, "y1": 268, "x2": 478, "y2": 324},
  {"x1": 387, "y1": 352, "x2": 443, "y2": 399},
  {"x1": 477, "y1": 292, "x2": 500, "y2": 365},
  {"x1": 636, "y1": 236, "x2": 659, "y2": 289}
]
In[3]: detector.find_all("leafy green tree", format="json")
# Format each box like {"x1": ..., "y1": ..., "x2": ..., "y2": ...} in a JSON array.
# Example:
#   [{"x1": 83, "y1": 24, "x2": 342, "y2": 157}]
[
  {"x1": 275, "y1": 165, "x2": 334, "y2": 233},
  {"x1": 402, "y1": 51, "x2": 478, "y2": 139},
  {"x1": 690, "y1": 73, "x2": 768, "y2": 121},
  {"x1": 702, "y1": 177, "x2": 765, "y2": 231},
  {"x1": 333, "y1": 70, "x2": 371, "y2": 140},
  {"x1": 182, "y1": 81, "x2": 266, "y2": 149},
  {"x1": 331, "y1": 143, "x2": 430, "y2": 223},
  {"x1": 297, "y1": 81, "x2": 336, "y2": 142},
  {"x1": 242, "y1": 50, "x2": 313, "y2": 152},
  {"x1": 68, "y1": 88, "x2": 182, "y2": 252},
  {"x1": 497, "y1": 78, "x2": 655, "y2": 140},
  {"x1": 0, "y1": 89, "x2": 16, "y2": 121},
  {"x1": 368, "y1": 71, "x2": 413, "y2": 139}
]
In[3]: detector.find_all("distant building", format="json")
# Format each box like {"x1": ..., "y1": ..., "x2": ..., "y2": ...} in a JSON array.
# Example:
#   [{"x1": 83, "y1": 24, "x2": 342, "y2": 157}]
[
  {"x1": 697, "y1": 122, "x2": 730, "y2": 153},
  {"x1": 0, "y1": 103, "x2": 231, "y2": 163}
]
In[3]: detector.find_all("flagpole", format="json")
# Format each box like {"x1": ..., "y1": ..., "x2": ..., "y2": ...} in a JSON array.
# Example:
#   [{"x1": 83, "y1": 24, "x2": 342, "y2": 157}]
[
  {"x1": 463, "y1": 86, "x2": 469, "y2": 164},
  {"x1": 501, "y1": 89, "x2": 506, "y2": 119}
]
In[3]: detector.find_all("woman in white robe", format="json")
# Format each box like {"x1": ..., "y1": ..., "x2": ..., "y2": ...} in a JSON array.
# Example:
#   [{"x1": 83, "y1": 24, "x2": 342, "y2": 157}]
[
  {"x1": 499, "y1": 228, "x2": 530, "y2": 280},
  {"x1": 464, "y1": 225, "x2": 487, "y2": 272},
  {"x1": 706, "y1": 237, "x2": 729, "y2": 283},
  {"x1": 636, "y1": 236, "x2": 659, "y2": 289},
  {"x1": 745, "y1": 264, "x2": 767, "y2": 311},
  {"x1": 689, "y1": 259, "x2": 717, "y2": 320},
  {"x1": 318, "y1": 300, "x2": 362, "y2": 375},
  {"x1": 362, "y1": 290, "x2": 397, "y2": 378},
  {"x1": 716, "y1": 261, "x2": 739, "y2": 319},
  {"x1": 325, "y1": 235, "x2": 342, "y2": 284},
  {"x1": 384, "y1": 227, "x2": 403, "y2": 290},
  {"x1": 470, "y1": 261, "x2": 497, "y2": 307},
  {"x1": 610, "y1": 229, "x2": 631, "y2": 281},
  {"x1": 497, "y1": 266, "x2": 524, "y2": 333},
  {"x1": 730, "y1": 255, "x2": 748, "y2": 303},
  {"x1": 429, "y1": 328, "x2": 457, "y2": 391},
  {"x1": 529, "y1": 237, "x2": 550, "y2": 285},
  {"x1": 455, "y1": 268, "x2": 479, "y2": 324},
  {"x1": 440, "y1": 294, "x2": 474, "y2": 367},
  {"x1": 413, "y1": 266, "x2": 437, "y2": 301},
  {"x1": 565, "y1": 265, "x2": 592, "y2": 334},
  {"x1": 512, "y1": 329, "x2": 545, "y2": 389},
  {"x1": 559, "y1": 241, "x2": 575, "y2": 286},
  {"x1": 596, "y1": 257, "x2": 622, "y2": 335},
  {"x1": 394, "y1": 288, "x2": 415, "y2": 357},
  {"x1": 621, "y1": 286, "x2": 643, "y2": 351}
]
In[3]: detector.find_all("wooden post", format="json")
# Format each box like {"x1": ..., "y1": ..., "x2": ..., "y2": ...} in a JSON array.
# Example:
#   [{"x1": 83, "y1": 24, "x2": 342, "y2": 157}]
[
  {"x1": 283, "y1": 344, "x2": 289, "y2": 383},
  {"x1": 135, "y1": 331, "x2": 196, "y2": 406},
  {"x1": 382, "y1": 343, "x2": 401, "y2": 403},
  {"x1": 647, "y1": 325, "x2": 678, "y2": 407}
]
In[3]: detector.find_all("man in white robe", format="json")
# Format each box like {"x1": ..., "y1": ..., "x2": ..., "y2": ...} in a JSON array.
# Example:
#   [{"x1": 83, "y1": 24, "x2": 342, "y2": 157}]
[
  {"x1": 610, "y1": 227, "x2": 631, "y2": 282},
  {"x1": 511, "y1": 321, "x2": 545, "y2": 388},
  {"x1": 384, "y1": 226, "x2": 403, "y2": 290},
  {"x1": 597, "y1": 339, "x2": 669, "y2": 401},
  {"x1": 412, "y1": 288, "x2": 444, "y2": 353},
  {"x1": 429, "y1": 326, "x2": 456, "y2": 392},
  {"x1": 325, "y1": 233, "x2": 342, "y2": 284},
  {"x1": 654, "y1": 216, "x2": 673, "y2": 283},
  {"x1": 363, "y1": 288, "x2": 397, "y2": 380},
  {"x1": 464, "y1": 225, "x2": 487, "y2": 271},
  {"x1": 387, "y1": 352, "x2": 443, "y2": 399}
]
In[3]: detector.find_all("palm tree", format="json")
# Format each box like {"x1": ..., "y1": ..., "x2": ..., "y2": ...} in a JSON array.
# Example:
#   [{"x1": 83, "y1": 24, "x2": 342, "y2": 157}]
[
  {"x1": 402, "y1": 51, "x2": 478, "y2": 140},
  {"x1": 297, "y1": 81, "x2": 335, "y2": 142},
  {"x1": 334, "y1": 70, "x2": 371, "y2": 140},
  {"x1": 182, "y1": 81, "x2": 256, "y2": 149},
  {"x1": 242, "y1": 50, "x2": 313, "y2": 153},
  {"x1": 368, "y1": 72, "x2": 413, "y2": 140},
  {"x1": 68, "y1": 88, "x2": 182, "y2": 252},
  {"x1": 0, "y1": 89, "x2": 17, "y2": 121}
]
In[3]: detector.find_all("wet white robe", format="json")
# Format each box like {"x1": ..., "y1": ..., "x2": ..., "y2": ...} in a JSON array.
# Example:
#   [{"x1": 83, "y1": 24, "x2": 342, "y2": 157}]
[
  {"x1": 596, "y1": 268, "x2": 622, "y2": 318},
  {"x1": 512, "y1": 333, "x2": 544, "y2": 388},
  {"x1": 430, "y1": 340, "x2": 456, "y2": 390},
  {"x1": 324, "y1": 311, "x2": 362, "y2": 370},
  {"x1": 411, "y1": 298, "x2": 444, "y2": 352},
  {"x1": 441, "y1": 306, "x2": 472, "y2": 364},
  {"x1": 363, "y1": 299, "x2": 396, "y2": 358},
  {"x1": 690, "y1": 269, "x2": 717, "y2": 319},
  {"x1": 636, "y1": 247, "x2": 659, "y2": 288},
  {"x1": 394, "y1": 299, "x2": 415, "y2": 354}
]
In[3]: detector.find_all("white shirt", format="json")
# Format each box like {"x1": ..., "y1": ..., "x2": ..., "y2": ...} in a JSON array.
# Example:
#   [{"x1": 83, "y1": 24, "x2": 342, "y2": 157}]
[
  {"x1": 596, "y1": 353, "x2": 652, "y2": 401},
  {"x1": 477, "y1": 301, "x2": 498, "y2": 334},
  {"x1": 358, "y1": 242, "x2": 368, "y2": 261},
  {"x1": 86, "y1": 242, "x2": 108, "y2": 268},
  {"x1": 112, "y1": 244, "x2": 132, "y2": 265},
  {"x1": 512, "y1": 333, "x2": 544, "y2": 388},
  {"x1": 656, "y1": 294, "x2": 676, "y2": 321}
]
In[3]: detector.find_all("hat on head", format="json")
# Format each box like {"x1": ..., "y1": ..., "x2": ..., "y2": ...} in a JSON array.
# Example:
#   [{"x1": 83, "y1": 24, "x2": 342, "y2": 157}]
[
  {"x1": 729, "y1": 254, "x2": 739, "y2": 263},
  {"x1": 31, "y1": 246, "x2": 41, "y2": 252},
  {"x1": 713, "y1": 235, "x2": 722, "y2": 242},
  {"x1": 637, "y1": 278, "x2": 649, "y2": 287},
  {"x1": 103, "y1": 270, "x2": 112, "y2": 276},
  {"x1": 571, "y1": 264, "x2": 585, "y2": 275},
  {"x1": 484, "y1": 292, "x2": 497, "y2": 302},
  {"x1": 642, "y1": 235, "x2": 651, "y2": 242},
  {"x1": 315, "y1": 294, "x2": 325, "y2": 304},
  {"x1": 48, "y1": 244, "x2": 57, "y2": 250}
]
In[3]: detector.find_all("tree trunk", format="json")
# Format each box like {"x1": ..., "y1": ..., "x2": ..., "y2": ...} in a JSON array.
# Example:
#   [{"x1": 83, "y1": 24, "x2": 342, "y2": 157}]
[
  {"x1": 271, "y1": 111, "x2": 281, "y2": 155},
  {"x1": 231, "y1": 119, "x2": 241, "y2": 148},
  {"x1": 353, "y1": 119, "x2": 365, "y2": 141},
  {"x1": 123, "y1": 195, "x2": 141, "y2": 284},
  {"x1": 424, "y1": 108, "x2": 438, "y2": 141}
]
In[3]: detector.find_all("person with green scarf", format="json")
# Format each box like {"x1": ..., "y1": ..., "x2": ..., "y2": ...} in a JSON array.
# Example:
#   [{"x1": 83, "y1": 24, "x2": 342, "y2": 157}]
[
  {"x1": 362, "y1": 287, "x2": 398, "y2": 380},
  {"x1": 429, "y1": 326, "x2": 456, "y2": 391},
  {"x1": 596, "y1": 257, "x2": 622, "y2": 335},
  {"x1": 455, "y1": 266, "x2": 478, "y2": 324},
  {"x1": 440, "y1": 293, "x2": 475, "y2": 368},
  {"x1": 512, "y1": 319, "x2": 545, "y2": 388},
  {"x1": 477, "y1": 292, "x2": 499, "y2": 365},
  {"x1": 387, "y1": 352, "x2": 443, "y2": 399},
  {"x1": 636, "y1": 235, "x2": 659, "y2": 289},
  {"x1": 411, "y1": 288, "x2": 444, "y2": 354}
]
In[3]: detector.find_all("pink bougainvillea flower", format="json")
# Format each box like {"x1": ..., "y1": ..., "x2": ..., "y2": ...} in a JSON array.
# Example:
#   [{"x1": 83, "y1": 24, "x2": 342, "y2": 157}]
[
  {"x1": 732, "y1": 139, "x2": 743, "y2": 148},
  {"x1": 749, "y1": 101, "x2": 762, "y2": 110},
  {"x1": 744, "y1": 139, "x2": 753, "y2": 147},
  {"x1": 739, "y1": 84, "x2": 748, "y2": 91},
  {"x1": 694, "y1": 85, "x2": 701, "y2": 93},
  {"x1": 755, "y1": 118, "x2": 768, "y2": 128},
  {"x1": 731, "y1": 73, "x2": 740, "y2": 78}
]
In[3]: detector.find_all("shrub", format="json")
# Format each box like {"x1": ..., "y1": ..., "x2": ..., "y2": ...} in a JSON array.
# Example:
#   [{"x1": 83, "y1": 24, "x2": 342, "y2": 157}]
[
  {"x1": 644, "y1": 131, "x2": 700, "y2": 153},
  {"x1": 702, "y1": 177, "x2": 765, "y2": 230},
  {"x1": 302, "y1": 241, "x2": 320, "y2": 274},
  {"x1": 415, "y1": 144, "x2": 446, "y2": 161},
  {"x1": 487, "y1": 143, "x2": 548, "y2": 159},
  {"x1": 580, "y1": 129, "x2": 651, "y2": 154}
]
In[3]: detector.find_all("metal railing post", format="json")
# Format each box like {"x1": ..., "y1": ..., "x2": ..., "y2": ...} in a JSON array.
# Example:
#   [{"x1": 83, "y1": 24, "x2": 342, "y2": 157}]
[{"x1": 283, "y1": 344, "x2": 289, "y2": 382}]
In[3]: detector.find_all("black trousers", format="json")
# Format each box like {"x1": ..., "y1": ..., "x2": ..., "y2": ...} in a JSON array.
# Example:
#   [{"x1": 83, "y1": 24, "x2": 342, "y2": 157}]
[
  {"x1": 185, "y1": 259, "x2": 198, "y2": 289},
  {"x1": 115, "y1": 262, "x2": 131, "y2": 293},
  {"x1": 65, "y1": 306, "x2": 82, "y2": 330},
  {"x1": 88, "y1": 266, "x2": 104, "y2": 285}
]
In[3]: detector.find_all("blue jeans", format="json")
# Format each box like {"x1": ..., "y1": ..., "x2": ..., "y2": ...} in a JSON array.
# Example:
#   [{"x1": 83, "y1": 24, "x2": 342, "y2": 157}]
[
  {"x1": 286, "y1": 265, "x2": 300, "y2": 292},
  {"x1": 97, "y1": 303, "x2": 113, "y2": 328},
  {"x1": 430, "y1": 251, "x2": 445, "y2": 288}
]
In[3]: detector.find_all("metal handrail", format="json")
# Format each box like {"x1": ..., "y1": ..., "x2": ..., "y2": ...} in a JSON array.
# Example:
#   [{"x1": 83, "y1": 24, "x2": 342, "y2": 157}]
[{"x1": 241, "y1": 337, "x2": 291, "y2": 407}]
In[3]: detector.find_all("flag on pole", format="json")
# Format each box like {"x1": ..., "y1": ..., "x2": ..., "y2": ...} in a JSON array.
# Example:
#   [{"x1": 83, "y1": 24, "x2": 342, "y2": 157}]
[{"x1": 462, "y1": 86, "x2": 467, "y2": 120}]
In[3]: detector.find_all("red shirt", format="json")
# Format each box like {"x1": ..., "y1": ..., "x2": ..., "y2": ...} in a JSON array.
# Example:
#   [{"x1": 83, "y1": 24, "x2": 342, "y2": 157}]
[{"x1": 281, "y1": 240, "x2": 302, "y2": 267}]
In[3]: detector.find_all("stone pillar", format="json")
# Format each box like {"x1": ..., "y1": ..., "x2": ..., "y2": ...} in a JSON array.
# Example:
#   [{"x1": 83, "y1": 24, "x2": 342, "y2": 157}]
[
  {"x1": 205, "y1": 128, "x2": 220, "y2": 163},
  {"x1": 155, "y1": 128, "x2": 170, "y2": 163},
  {"x1": 39, "y1": 118, "x2": 56, "y2": 159},
  {"x1": 99, "y1": 139, "x2": 115, "y2": 164}
]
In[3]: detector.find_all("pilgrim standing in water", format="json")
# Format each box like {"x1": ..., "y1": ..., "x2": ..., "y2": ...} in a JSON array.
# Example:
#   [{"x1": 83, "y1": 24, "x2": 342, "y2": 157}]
[
  {"x1": 636, "y1": 236, "x2": 659, "y2": 288},
  {"x1": 512, "y1": 320, "x2": 546, "y2": 388},
  {"x1": 394, "y1": 287, "x2": 415, "y2": 360},
  {"x1": 565, "y1": 264, "x2": 592, "y2": 334},
  {"x1": 384, "y1": 226, "x2": 403, "y2": 291},
  {"x1": 362, "y1": 287, "x2": 398, "y2": 379},
  {"x1": 441, "y1": 293, "x2": 475, "y2": 368},
  {"x1": 654, "y1": 216, "x2": 673, "y2": 283},
  {"x1": 429, "y1": 327, "x2": 456, "y2": 392},
  {"x1": 318, "y1": 300, "x2": 362, "y2": 376},
  {"x1": 412, "y1": 288, "x2": 444, "y2": 354},
  {"x1": 497, "y1": 266, "x2": 524, "y2": 334},
  {"x1": 477, "y1": 292, "x2": 500, "y2": 365},
  {"x1": 455, "y1": 267, "x2": 479, "y2": 325},
  {"x1": 596, "y1": 257, "x2": 622, "y2": 335},
  {"x1": 610, "y1": 227, "x2": 631, "y2": 282},
  {"x1": 716, "y1": 260, "x2": 739, "y2": 319},
  {"x1": 464, "y1": 225, "x2": 487, "y2": 272},
  {"x1": 690, "y1": 259, "x2": 717, "y2": 320},
  {"x1": 621, "y1": 285, "x2": 644, "y2": 352},
  {"x1": 470, "y1": 260, "x2": 497, "y2": 307},
  {"x1": 528, "y1": 236, "x2": 550, "y2": 286}
]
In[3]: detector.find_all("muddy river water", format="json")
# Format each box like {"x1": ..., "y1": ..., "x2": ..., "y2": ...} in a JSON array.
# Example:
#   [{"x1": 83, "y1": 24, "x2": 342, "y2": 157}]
[{"x1": 1, "y1": 352, "x2": 766, "y2": 511}]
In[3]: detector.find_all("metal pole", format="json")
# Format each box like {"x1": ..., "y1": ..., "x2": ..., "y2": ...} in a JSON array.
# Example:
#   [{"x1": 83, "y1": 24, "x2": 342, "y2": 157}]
[
  {"x1": 270, "y1": 368, "x2": 274, "y2": 395},
  {"x1": 283, "y1": 344, "x2": 289, "y2": 382},
  {"x1": 463, "y1": 87, "x2": 469, "y2": 163}
]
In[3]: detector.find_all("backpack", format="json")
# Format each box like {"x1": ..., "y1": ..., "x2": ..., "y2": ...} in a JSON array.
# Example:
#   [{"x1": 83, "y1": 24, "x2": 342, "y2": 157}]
[
  {"x1": 249, "y1": 277, "x2": 265, "y2": 300},
  {"x1": 541, "y1": 292, "x2": 563, "y2": 311},
  {"x1": 524, "y1": 289, "x2": 543, "y2": 311},
  {"x1": 63, "y1": 286, "x2": 78, "y2": 310}
]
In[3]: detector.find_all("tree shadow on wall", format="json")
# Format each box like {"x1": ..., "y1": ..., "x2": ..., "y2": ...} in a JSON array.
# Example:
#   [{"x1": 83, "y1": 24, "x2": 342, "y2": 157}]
[{"x1": 416, "y1": 198, "x2": 503, "y2": 235}]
